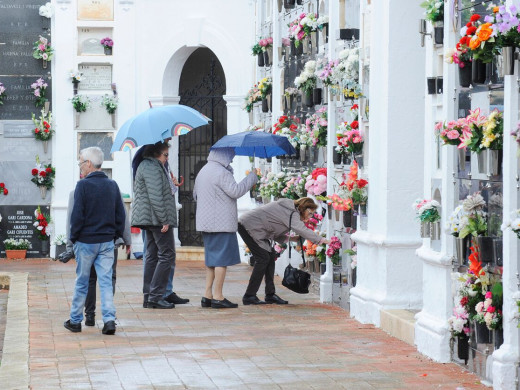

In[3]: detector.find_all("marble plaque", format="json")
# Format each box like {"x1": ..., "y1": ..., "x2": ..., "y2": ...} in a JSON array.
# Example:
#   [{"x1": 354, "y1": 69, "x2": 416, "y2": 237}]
[
  {"x1": 77, "y1": 0, "x2": 114, "y2": 21},
  {"x1": 78, "y1": 27, "x2": 112, "y2": 55},
  {"x1": 0, "y1": 134, "x2": 51, "y2": 161},
  {"x1": 0, "y1": 76, "x2": 51, "y2": 120},
  {"x1": 78, "y1": 132, "x2": 114, "y2": 161},
  {"x1": 75, "y1": 95, "x2": 114, "y2": 130},
  {"x1": 0, "y1": 205, "x2": 50, "y2": 257},
  {"x1": 0, "y1": 161, "x2": 51, "y2": 206},
  {"x1": 0, "y1": 33, "x2": 50, "y2": 75},
  {"x1": 2, "y1": 121, "x2": 34, "y2": 137},
  {"x1": 0, "y1": 0, "x2": 49, "y2": 33},
  {"x1": 78, "y1": 64, "x2": 112, "y2": 90}
]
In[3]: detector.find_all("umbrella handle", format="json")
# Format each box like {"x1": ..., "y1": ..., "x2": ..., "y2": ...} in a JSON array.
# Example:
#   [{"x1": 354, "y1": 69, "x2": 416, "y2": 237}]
[{"x1": 175, "y1": 176, "x2": 184, "y2": 187}]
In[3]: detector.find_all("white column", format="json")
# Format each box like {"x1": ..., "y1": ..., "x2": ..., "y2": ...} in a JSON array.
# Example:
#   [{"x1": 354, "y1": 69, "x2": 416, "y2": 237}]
[
  {"x1": 492, "y1": 59, "x2": 520, "y2": 389},
  {"x1": 350, "y1": 0, "x2": 425, "y2": 326}
]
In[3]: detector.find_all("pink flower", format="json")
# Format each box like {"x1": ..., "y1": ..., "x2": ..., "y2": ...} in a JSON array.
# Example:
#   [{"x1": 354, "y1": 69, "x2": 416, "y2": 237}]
[
  {"x1": 485, "y1": 291, "x2": 492, "y2": 299},
  {"x1": 34, "y1": 89, "x2": 40, "y2": 97},
  {"x1": 446, "y1": 130, "x2": 460, "y2": 140},
  {"x1": 267, "y1": 37, "x2": 273, "y2": 44},
  {"x1": 42, "y1": 53, "x2": 48, "y2": 60}
]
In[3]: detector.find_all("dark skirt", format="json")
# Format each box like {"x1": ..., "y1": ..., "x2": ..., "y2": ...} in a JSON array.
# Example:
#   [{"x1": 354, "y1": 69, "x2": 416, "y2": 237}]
[{"x1": 203, "y1": 232, "x2": 241, "y2": 267}]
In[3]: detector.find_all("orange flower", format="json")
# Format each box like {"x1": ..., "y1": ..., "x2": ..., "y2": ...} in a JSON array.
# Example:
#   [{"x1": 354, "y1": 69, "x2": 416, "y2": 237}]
[
  {"x1": 476, "y1": 23, "x2": 493, "y2": 41},
  {"x1": 493, "y1": 6, "x2": 499, "y2": 13},
  {"x1": 348, "y1": 160, "x2": 358, "y2": 181},
  {"x1": 468, "y1": 245, "x2": 485, "y2": 277},
  {"x1": 469, "y1": 35, "x2": 481, "y2": 50}
]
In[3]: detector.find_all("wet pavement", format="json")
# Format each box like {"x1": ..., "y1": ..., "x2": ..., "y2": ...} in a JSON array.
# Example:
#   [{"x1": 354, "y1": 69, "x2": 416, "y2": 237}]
[{"x1": 0, "y1": 258, "x2": 486, "y2": 389}]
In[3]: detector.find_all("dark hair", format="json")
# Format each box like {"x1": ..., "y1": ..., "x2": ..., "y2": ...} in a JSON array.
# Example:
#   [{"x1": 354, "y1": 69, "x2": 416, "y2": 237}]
[
  {"x1": 142, "y1": 141, "x2": 169, "y2": 158},
  {"x1": 294, "y1": 197, "x2": 318, "y2": 217}
]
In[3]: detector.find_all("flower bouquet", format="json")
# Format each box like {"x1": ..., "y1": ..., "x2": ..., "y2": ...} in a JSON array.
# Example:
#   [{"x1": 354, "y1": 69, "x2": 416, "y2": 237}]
[
  {"x1": 304, "y1": 212, "x2": 323, "y2": 231},
  {"x1": 459, "y1": 192, "x2": 487, "y2": 239},
  {"x1": 32, "y1": 109, "x2": 54, "y2": 142},
  {"x1": 336, "y1": 119, "x2": 362, "y2": 157},
  {"x1": 333, "y1": 48, "x2": 362, "y2": 99},
  {"x1": 413, "y1": 199, "x2": 441, "y2": 239},
  {"x1": 436, "y1": 118, "x2": 467, "y2": 146},
  {"x1": 465, "y1": 12, "x2": 498, "y2": 64},
  {"x1": 0, "y1": 182, "x2": 8, "y2": 196},
  {"x1": 243, "y1": 84, "x2": 262, "y2": 113},
  {"x1": 39, "y1": 2, "x2": 53, "y2": 18},
  {"x1": 0, "y1": 82, "x2": 6, "y2": 106},
  {"x1": 101, "y1": 37, "x2": 113, "y2": 54},
  {"x1": 272, "y1": 115, "x2": 301, "y2": 151},
  {"x1": 31, "y1": 78, "x2": 48, "y2": 108},
  {"x1": 305, "y1": 107, "x2": 327, "y2": 148},
  {"x1": 295, "y1": 60, "x2": 318, "y2": 105},
  {"x1": 71, "y1": 95, "x2": 90, "y2": 113},
  {"x1": 474, "y1": 288, "x2": 503, "y2": 331},
  {"x1": 258, "y1": 77, "x2": 272, "y2": 112},
  {"x1": 32, "y1": 36, "x2": 54, "y2": 67},
  {"x1": 259, "y1": 37, "x2": 273, "y2": 65},
  {"x1": 481, "y1": 109, "x2": 503, "y2": 150},
  {"x1": 101, "y1": 94, "x2": 119, "y2": 114},
  {"x1": 34, "y1": 206, "x2": 51, "y2": 241},
  {"x1": 281, "y1": 172, "x2": 307, "y2": 200},
  {"x1": 326, "y1": 236, "x2": 342, "y2": 265},
  {"x1": 31, "y1": 156, "x2": 55, "y2": 198},
  {"x1": 445, "y1": 35, "x2": 473, "y2": 87},
  {"x1": 420, "y1": 0, "x2": 444, "y2": 24},
  {"x1": 305, "y1": 167, "x2": 327, "y2": 197},
  {"x1": 339, "y1": 161, "x2": 368, "y2": 215}
]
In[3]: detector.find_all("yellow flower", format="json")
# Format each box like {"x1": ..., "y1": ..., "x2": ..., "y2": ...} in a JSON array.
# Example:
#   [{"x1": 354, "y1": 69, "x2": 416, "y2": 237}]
[{"x1": 482, "y1": 134, "x2": 496, "y2": 148}]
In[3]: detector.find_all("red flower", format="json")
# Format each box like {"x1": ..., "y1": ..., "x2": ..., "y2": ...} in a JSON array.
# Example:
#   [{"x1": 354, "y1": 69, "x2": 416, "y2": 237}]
[
  {"x1": 350, "y1": 120, "x2": 359, "y2": 129},
  {"x1": 460, "y1": 296, "x2": 469, "y2": 306},
  {"x1": 357, "y1": 179, "x2": 368, "y2": 188},
  {"x1": 459, "y1": 36, "x2": 468, "y2": 45},
  {"x1": 35, "y1": 129, "x2": 40, "y2": 134},
  {"x1": 289, "y1": 124, "x2": 297, "y2": 130},
  {"x1": 311, "y1": 167, "x2": 327, "y2": 180},
  {"x1": 351, "y1": 104, "x2": 359, "y2": 110},
  {"x1": 278, "y1": 116, "x2": 287, "y2": 124},
  {"x1": 45, "y1": 167, "x2": 52, "y2": 173},
  {"x1": 466, "y1": 22, "x2": 473, "y2": 28},
  {"x1": 39, "y1": 171, "x2": 47, "y2": 177},
  {"x1": 466, "y1": 26, "x2": 477, "y2": 36},
  {"x1": 44, "y1": 129, "x2": 49, "y2": 133},
  {"x1": 470, "y1": 14, "x2": 481, "y2": 22},
  {"x1": 0, "y1": 182, "x2": 4, "y2": 188},
  {"x1": 3, "y1": 188, "x2": 7, "y2": 195},
  {"x1": 487, "y1": 306, "x2": 496, "y2": 313},
  {"x1": 43, "y1": 121, "x2": 50, "y2": 129},
  {"x1": 31, "y1": 169, "x2": 38, "y2": 175}
]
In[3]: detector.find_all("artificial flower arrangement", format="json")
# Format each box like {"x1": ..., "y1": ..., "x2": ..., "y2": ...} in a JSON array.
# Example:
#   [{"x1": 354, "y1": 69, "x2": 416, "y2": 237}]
[
  {"x1": 288, "y1": 13, "x2": 315, "y2": 47},
  {"x1": 0, "y1": 82, "x2": 7, "y2": 106},
  {"x1": 458, "y1": 192, "x2": 487, "y2": 239},
  {"x1": 101, "y1": 94, "x2": 118, "y2": 114},
  {"x1": 336, "y1": 119, "x2": 362, "y2": 156},
  {"x1": 31, "y1": 109, "x2": 54, "y2": 141},
  {"x1": 281, "y1": 171, "x2": 308, "y2": 200},
  {"x1": 459, "y1": 108, "x2": 487, "y2": 153},
  {"x1": 3, "y1": 238, "x2": 31, "y2": 250},
  {"x1": 326, "y1": 236, "x2": 342, "y2": 265},
  {"x1": 284, "y1": 87, "x2": 299, "y2": 99},
  {"x1": 34, "y1": 206, "x2": 51, "y2": 241},
  {"x1": 412, "y1": 199, "x2": 441, "y2": 223},
  {"x1": 492, "y1": 4, "x2": 520, "y2": 49},
  {"x1": 474, "y1": 287, "x2": 503, "y2": 331},
  {"x1": 339, "y1": 161, "x2": 368, "y2": 205},
  {"x1": 0, "y1": 182, "x2": 8, "y2": 196},
  {"x1": 30, "y1": 156, "x2": 55, "y2": 190},
  {"x1": 446, "y1": 205, "x2": 469, "y2": 237},
  {"x1": 52, "y1": 234, "x2": 67, "y2": 246},
  {"x1": 294, "y1": 60, "x2": 317, "y2": 96},
  {"x1": 305, "y1": 107, "x2": 328, "y2": 147},
  {"x1": 273, "y1": 242, "x2": 288, "y2": 258},
  {"x1": 243, "y1": 84, "x2": 262, "y2": 112},
  {"x1": 100, "y1": 37, "x2": 114, "y2": 50},
  {"x1": 259, "y1": 37, "x2": 273, "y2": 51},
  {"x1": 420, "y1": 0, "x2": 444, "y2": 24},
  {"x1": 303, "y1": 236, "x2": 326, "y2": 263},
  {"x1": 448, "y1": 301, "x2": 471, "y2": 339},
  {"x1": 316, "y1": 58, "x2": 339, "y2": 87},
  {"x1": 435, "y1": 118, "x2": 468, "y2": 146},
  {"x1": 333, "y1": 48, "x2": 362, "y2": 98},
  {"x1": 346, "y1": 245, "x2": 357, "y2": 269},
  {"x1": 271, "y1": 115, "x2": 301, "y2": 149},
  {"x1": 70, "y1": 95, "x2": 91, "y2": 113},
  {"x1": 39, "y1": 2, "x2": 53, "y2": 18},
  {"x1": 258, "y1": 171, "x2": 289, "y2": 199},
  {"x1": 70, "y1": 70, "x2": 83, "y2": 84},
  {"x1": 464, "y1": 11, "x2": 497, "y2": 63},
  {"x1": 33, "y1": 35, "x2": 54, "y2": 62},
  {"x1": 445, "y1": 36, "x2": 473, "y2": 69},
  {"x1": 305, "y1": 167, "x2": 327, "y2": 196},
  {"x1": 304, "y1": 212, "x2": 323, "y2": 231},
  {"x1": 328, "y1": 193, "x2": 353, "y2": 211},
  {"x1": 31, "y1": 78, "x2": 48, "y2": 108},
  {"x1": 481, "y1": 109, "x2": 503, "y2": 150},
  {"x1": 258, "y1": 77, "x2": 272, "y2": 98},
  {"x1": 501, "y1": 209, "x2": 520, "y2": 239}
]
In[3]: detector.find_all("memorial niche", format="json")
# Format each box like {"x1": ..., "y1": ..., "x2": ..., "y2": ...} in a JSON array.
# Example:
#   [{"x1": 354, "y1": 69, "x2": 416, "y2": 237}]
[
  {"x1": 0, "y1": 205, "x2": 50, "y2": 258},
  {"x1": 77, "y1": 132, "x2": 114, "y2": 161}
]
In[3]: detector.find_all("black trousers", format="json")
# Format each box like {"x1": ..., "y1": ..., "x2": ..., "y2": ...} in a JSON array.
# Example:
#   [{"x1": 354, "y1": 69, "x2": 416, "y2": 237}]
[
  {"x1": 85, "y1": 249, "x2": 117, "y2": 316},
  {"x1": 143, "y1": 227, "x2": 175, "y2": 302},
  {"x1": 237, "y1": 223, "x2": 276, "y2": 296}
]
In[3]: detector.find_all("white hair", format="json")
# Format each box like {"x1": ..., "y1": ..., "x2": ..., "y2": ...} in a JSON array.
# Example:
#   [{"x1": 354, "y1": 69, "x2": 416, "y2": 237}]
[{"x1": 80, "y1": 147, "x2": 104, "y2": 168}]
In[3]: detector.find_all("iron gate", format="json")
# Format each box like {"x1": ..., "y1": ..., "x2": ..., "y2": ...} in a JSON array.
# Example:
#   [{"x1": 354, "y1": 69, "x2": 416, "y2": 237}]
[{"x1": 178, "y1": 48, "x2": 227, "y2": 246}]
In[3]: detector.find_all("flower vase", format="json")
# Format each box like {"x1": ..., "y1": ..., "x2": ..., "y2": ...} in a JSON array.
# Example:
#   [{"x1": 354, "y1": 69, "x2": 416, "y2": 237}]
[
  {"x1": 358, "y1": 204, "x2": 367, "y2": 216},
  {"x1": 433, "y1": 26, "x2": 444, "y2": 45},
  {"x1": 351, "y1": 268, "x2": 357, "y2": 287},
  {"x1": 457, "y1": 335, "x2": 469, "y2": 363},
  {"x1": 457, "y1": 147, "x2": 466, "y2": 171},
  {"x1": 75, "y1": 112, "x2": 80, "y2": 128},
  {"x1": 300, "y1": 145, "x2": 307, "y2": 162},
  {"x1": 111, "y1": 113, "x2": 116, "y2": 128},
  {"x1": 44, "y1": 101, "x2": 50, "y2": 114},
  {"x1": 455, "y1": 237, "x2": 468, "y2": 265},
  {"x1": 476, "y1": 150, "x2": 487, "y2": 174},
  {"x1": 263, "y1": 50, "x2": 270, "y2": 67},
  {"x1": 5, "y1": 250, "x2": 27, "y2": 259},
  {"x1": 323, "y1": 86, "x2": 328, "y2": 104},
  {"x1": 302, "y1": 36, "x2": 309, "y2": 55},
  {"x1": 39, "y1": 186, "x2": 47, "y2": 199},
  {"x1": 333, "y1": 149, "x2": 342, "y2": 165},
  {"x1": 313, "y1": 257, "x2": 320, "y2": 275},
  {"x1": 104, "y1": 46, "x2": 112, "y2": 55},
  {"x1": 321, "y1": 23, "x2": 329, "y2": 45},
  {"x1": 472, "y1": 59, "x2": 486, "y2": 85},
  {"x1": 290, "y1": 40, "x2": 297, "y2": 56},
  {"x1": 278, "y1": 47, "x2": 284, "y2": 62},
  {"x1": 474, "y1": 321, "x2": 492, "y2": 344},
  {"x1": 310, "y1": 31, "x2": 318, "y2": 54},
  {"x1": 42, "y1": 59, "x2": 47, "y2": 69},
  {"x1": 250, "y1": 189, "x2": 258, "y2": 199},
  {"x1": 493, "y1": 238, "x2": 503, "y2": 266},
  {"x1": 261, "y1": 98, "x2": 269, "y2": 113},
  {"x1": 258, "y1": 53, "x2": 265, "y2": 67},
  {"x1": 73, "y1": 81, "x2": 79, "y2": 95},
  {"x1": 353, "y1": 153, "x2": 363, "y2": 168},
  {"x1": 488, "y1": 149, "x2": 502, "y2": 176},
  {"x1": 41, "y1": 240, "x2": 49, "y2": 257},
  {"x1": 494, "y1": 329, "x2": 504, "y2": 349},
  {"x1": 430, "y1": 221, "x2": 441, "y2": 241},
  {"x1": 296, "y1": 0, "x2": 303, "y2": 4},
  {"x1": 42, "y1": 140, "x2": 48, "y2": 154},
  {"x1": 267, "y1": 47, "x2": 273, "y2": 66},
  {"x1": 501, "y1": 47, "x2": 514, "y2": 76},
  {"x1": 277, "y1": 0, "x2": 283, "y2": 12},
  {"x1": 458, "y1": 65, "x2": 472, "y2": 88},
  {"x1": 304, "y1": 91, "x2": 314, "y2": 107},
  {"x1": 320, "y1": 147, "x2": 327, "y2": 163},
  {"x1": 343, "y1": 209, "x2": 352, "y2": 228},
  {"x1": 327, "y1": 204, "x2": 332, "y2": 220},
  {"x1": 342, "y1": 154, "x2": 352, "y2": 165},
  {"x1": 309, "y1": 146, "x2": 316, "y2": 163},
  {"x1": 284, "y1": 46, "x2": 290, "y2": 61},
  {"x1": 248, "y1": 110, "x2": 253, "y2": 125},
  {"x1": 285, "y1": 0, "x2": 296, "y2": 8},
  {"x1": 262, "y1": 196, "x2": 270, "y2": 205},
  {"x1": 312, "y1": 88, "x2": 322, "y2": 105},
  {"x1": 335, "y1": 209, "x2": 342, "y2": 222},
  {"x1": 477, "y1": 236, "x2": 494, "y2": 263},
  {"x1": 420, "y1": 221, "x2": 430, "y2": 238}
]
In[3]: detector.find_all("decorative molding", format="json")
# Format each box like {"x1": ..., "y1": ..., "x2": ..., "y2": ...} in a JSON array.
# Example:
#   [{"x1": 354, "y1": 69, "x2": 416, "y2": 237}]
[{"x1": 351, "y1": 230, "x2": 422, "y2": 249}]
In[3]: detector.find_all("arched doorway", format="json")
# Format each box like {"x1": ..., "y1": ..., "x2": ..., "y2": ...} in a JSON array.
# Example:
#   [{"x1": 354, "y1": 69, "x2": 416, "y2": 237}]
[{"x1": 178, "y1": 48, "x2": 227, "y2": 246}]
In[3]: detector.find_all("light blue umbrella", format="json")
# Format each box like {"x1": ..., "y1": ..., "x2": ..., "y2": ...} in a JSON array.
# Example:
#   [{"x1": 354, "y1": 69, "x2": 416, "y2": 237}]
[
  {"x1": 111, "y1": 104, "x2": 211, "y2": 152},
  {"x1": 209, "y1": 131, "x2": 296, "y2": 158}
]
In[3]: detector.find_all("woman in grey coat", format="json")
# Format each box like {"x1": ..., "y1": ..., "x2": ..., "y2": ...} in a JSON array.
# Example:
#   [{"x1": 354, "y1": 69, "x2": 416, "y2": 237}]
[
  {"x1": 193, "y1": 148, "x2": 258, "y2": 309},
  {"x1": 238, "y1": 197, "x2": 329, "y2": 305},
  {"x1": 131, "y1": 142, "x2": 181, "y2": 309}
]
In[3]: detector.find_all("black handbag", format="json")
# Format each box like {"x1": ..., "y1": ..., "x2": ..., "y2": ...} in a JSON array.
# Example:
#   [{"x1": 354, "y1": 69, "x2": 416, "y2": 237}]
[{"x1": 281, "y1": 212, "x2": 311, "y2": 294}]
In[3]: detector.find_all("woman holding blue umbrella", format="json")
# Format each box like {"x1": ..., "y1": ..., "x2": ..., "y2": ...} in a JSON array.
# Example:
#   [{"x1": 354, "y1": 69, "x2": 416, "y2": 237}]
[{"x1": 193, "y1": 148, "x2": 258, "y2": 309}]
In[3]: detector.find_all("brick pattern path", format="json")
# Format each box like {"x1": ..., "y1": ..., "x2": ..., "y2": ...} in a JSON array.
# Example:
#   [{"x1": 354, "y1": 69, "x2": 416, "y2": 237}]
[{"x1": 1, "y1": 259, "x2": 486, "y2": 389}]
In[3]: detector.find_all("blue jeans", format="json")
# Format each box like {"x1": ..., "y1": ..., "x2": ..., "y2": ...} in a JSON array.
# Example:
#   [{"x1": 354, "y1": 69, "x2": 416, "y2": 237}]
[
  {"x1": 70, "y1": 241, "x2": 116, "y2": 324},
  {"x1": 142, "y1": 229, "x2": 175, "y2": 298}
]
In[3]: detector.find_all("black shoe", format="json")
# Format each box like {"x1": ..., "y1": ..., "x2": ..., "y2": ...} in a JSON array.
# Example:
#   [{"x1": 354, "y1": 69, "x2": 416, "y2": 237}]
[
  {"x1": 165, "y1": 292, "x2": 190, "y2": 305},
  {"x1": 265, "y1": 294, "x2": 288, "y2": 305},
  {"x1": 242, "y1": 295, "x2": 266, "y2": 305},
  {"x1": 211, "y1": 298, "x2": 238, "y2": 309},
  {"x1": 64, "y1": 319, "x2": 81, "y2": 333},
  {"x1": 85, "y1": 314, "x2": 95, "y2": 326},
  {"x1": 102, "y1": 321, "x2": 116, "y2": 335},
  {"x1": 58, "y1": 251, "x2": 74, "y2": 264},
  {"x1": 201, "y1": 297, "x2": 212, "y2": 308},
  {"x1": 143, "y1": 299, "x2": 148, "y2": 308},
  {"x1": 147, "y1": 299, "x2": 175, "y2": 309}
]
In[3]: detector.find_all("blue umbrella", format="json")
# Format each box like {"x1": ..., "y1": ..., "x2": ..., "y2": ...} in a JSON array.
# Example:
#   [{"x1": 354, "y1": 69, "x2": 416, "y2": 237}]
[
  {"x1": 111, "y1": 104, "x2": 211, "y2": 152},
  {"x1": 209, "y1": 131, "x2": 296, "y2": 158}
]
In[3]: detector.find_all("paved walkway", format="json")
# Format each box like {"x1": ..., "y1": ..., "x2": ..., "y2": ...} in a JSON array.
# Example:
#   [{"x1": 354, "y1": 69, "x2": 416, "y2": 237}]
[{"x1": 0, "y1": 259, "x2": 486, "y2": 390}]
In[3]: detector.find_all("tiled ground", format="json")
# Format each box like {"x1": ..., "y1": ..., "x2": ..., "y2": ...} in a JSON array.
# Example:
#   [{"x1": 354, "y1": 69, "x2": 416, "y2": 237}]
[{"x1": 1, "y1": 259, "x2": 486, "y2": 389}]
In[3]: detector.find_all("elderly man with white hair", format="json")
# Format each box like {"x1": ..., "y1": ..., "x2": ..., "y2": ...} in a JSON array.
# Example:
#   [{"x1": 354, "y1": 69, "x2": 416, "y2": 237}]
[{"x1": 64, "y1": 147, "x2": 125, "y2": 335}]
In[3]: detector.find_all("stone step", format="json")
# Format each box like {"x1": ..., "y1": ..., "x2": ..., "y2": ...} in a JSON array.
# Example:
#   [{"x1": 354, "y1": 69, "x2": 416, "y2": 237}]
[
  {"x1": 380, "y1": 309, "x2": 418, "y2": 347},
  {"x1": 176, "y1": 246, "x2": 204, "y2": 261}
]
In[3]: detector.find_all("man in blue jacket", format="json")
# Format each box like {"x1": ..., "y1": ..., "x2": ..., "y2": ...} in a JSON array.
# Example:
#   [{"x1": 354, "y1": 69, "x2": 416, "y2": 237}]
[{"x1": 64, "y1": 147, "x2": 125, "y2": 335}]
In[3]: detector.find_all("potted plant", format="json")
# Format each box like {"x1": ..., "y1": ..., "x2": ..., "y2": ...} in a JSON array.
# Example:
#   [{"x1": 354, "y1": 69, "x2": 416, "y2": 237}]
[
  {"x1": 31, "y1": 109, "x2": 54, "y2": 154},
  {"x1": 30, "y1": 77, "x2": 49, "y2": 110},
  {"x1": 420, "y1": 0, "x2": 444, "y2": 44},
  {"x1": 70, "y1": 70, "x2": 83, "y2": 95},
  {"x1": 412, "y1": 199, "x2": 441, "y2": 239},
  {"x1": 3, "y1": 238, "x2": 31, "y2": 259},
  {"x1": 53, "y1": 234, "x2": 67, "y2": 260},
  {"x1": 258, "y1": 77, "x2": 272, "y2": 113},
  {"x1": 101, "y1": 94, "x2": 119, "y2": 128},
  {"x1": 32, "y1": 35, "x2": 54, "y2": 68},
  {"x1": 0, "y1": 182, "x2": 8, "y2": 196},
  {"x1": 100, "y1": 37, "x2": 113, "y2": 55},
  {"x1": 295, "y1": 60, "x2": 317, "y2": 107},
  {"x1": 30, "y1": 155, "x2": 55, "y2": 199},
  {"x1": 0, "y1": 82, "x2": 6, "y2": 105},
  {"x1": 70, "y1": 94, "x2": 91, "y2": 128}
]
